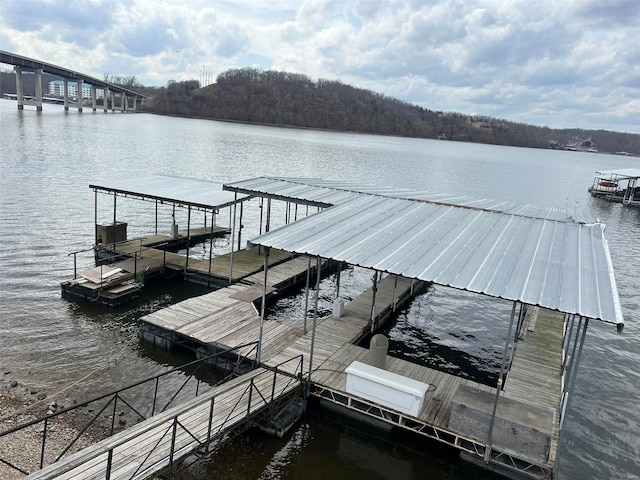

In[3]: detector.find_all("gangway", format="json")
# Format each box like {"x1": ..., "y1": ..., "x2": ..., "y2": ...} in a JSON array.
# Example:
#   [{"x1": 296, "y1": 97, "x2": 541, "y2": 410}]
[{"x1": 1, "y1": 346, "x2": 303, "y2": 480}]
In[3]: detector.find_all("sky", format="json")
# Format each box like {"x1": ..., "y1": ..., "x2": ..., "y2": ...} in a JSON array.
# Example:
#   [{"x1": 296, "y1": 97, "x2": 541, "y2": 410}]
[{"x1": 1, "y1": 0, "x2": 639, "y2": 133}]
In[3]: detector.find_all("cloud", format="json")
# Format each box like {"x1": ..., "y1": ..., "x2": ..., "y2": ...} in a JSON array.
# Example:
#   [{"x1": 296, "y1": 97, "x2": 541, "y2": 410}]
[{"x1": 1, "y1": 0, "x2": 638, "y2": 132}]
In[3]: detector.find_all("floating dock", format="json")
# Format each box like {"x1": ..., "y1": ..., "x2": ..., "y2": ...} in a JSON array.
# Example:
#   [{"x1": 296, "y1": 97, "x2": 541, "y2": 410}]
[
  {"x1": 37, "y1": 176, "x2": 625, "y2": 480},
  {"x1": 589, "y1": 167, "x2": 640, "y2": 207}
]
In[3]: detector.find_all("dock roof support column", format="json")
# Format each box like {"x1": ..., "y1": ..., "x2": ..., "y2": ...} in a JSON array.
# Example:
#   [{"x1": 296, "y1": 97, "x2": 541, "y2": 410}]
[
  {"x1": 307, "y1": 255, "x2": 322, "y2": 394},
  {"x1": 208, "y1": 209, "x2": 215, "y2": 278},
  {"x1": 257, "y1": 246, "x2": 270, "y2": 364},
  {"x1": 185, "y1": 205, "x2": 191, "y2": 270},
  {"x1": 34, "y1": 69, "x2": 42, "y2": 111},
  {"x1": 91, "y1": 86, "x2": 97, "y2": 111},
  {"x1": 103, "y1": 87, "x2": 109, "y2": 112},
  {"x1": 392, "y1": 274, "x2": 398, "y2": 312},
  {"x1": 113, "y1": 193, "x2": 117, "y2": 252},
  {"x1": 303, "y1": 257, "x2": 312, "y2": 334},
  {"x1": 555, "y1": 316, "x2": 589, "y2": 477},
  {"x1": 484, "y1": 301, "x2": 518, "y2": 464},
  {"x1": 94, "y1": 189, "x2": 98, "y2": 245},
  {"x1": 228, "y1": 192, "x2": 238, "y2": 283},
  {"x1": 14, "y1": 67, "x2": 24, "y2": 110},
  {"x1": 237, "y1": 201, "x2": 244, "y2": 251},
  {"x1": 335, "y1": 262, "x2": 341, "y2": 299},
  {"x1": 369, "y1": 271, "x2": 379, "y2": 332},
  {"x1": 110, "y1": 90, "x2": 115, "y2": 112},
  {"x1": 266, "y1": 198, "x2": 271, "y2": 233}
]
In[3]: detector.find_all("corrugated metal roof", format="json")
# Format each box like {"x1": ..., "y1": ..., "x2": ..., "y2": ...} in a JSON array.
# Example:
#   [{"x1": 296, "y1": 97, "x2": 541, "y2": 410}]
[
  {"x1": 595, "y1": 168, "x2": 640, "y2": 179},
  {"x1": 90, "y1": 175, "x2": 248, "y2": 210},
  {"x1": 248, "y1": 195, "x2": 623, "y2": 325},
  {"x1": 224, "y1": 177, "x2": 598, "y2": 224}
]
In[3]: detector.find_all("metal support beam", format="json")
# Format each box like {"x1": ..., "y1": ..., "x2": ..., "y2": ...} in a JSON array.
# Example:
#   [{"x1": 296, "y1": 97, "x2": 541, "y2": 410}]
[
  {"x1": 484, "y1": 301, "x2": 518, "y2": 464},
  {"x1": 303, "y1": 257, "x2": 311, "y2": 334},
  {"x1": 555, "y1": 317, "x2": 589, "y2": 477},
  {"x1": 185, "y1": 205, "x2": 191, "y2": 270},
  {"x1": 257, "y1": 247, "x2": 270, "y2": 363},
  {"x1": 94, "y1": 189, "x2": 98, "y2": 245},
  {"x1": 208, "y1": 209, "x2": 215, "y2": 277},
  {"x1": 91, "y1": 85, "x2": 97, "y2": 111},
  {"x1": 229, "y1": 192, "x2": 238, "y2": 282},
  {"x1": 237, "y1": 200, "x2": 243, "y2": 251},
  {"x1": 369, "y1": 270, "x2": 379, "y2": 331},
  {"x1": 112, "y1": 193, "x2": 117, "y2": 251},
  {"x1": 308, "y1": 256, "x2": 321, "y2": 391}
]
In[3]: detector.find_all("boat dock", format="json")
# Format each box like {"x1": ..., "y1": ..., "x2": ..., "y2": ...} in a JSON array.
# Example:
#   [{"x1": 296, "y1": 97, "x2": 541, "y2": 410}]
[
  {"x1": 31, "y1": 176, "x2": 624, "y2": 480},
  {"x1": 589, "y1": 167, "x2": 640, "y2": 207}
]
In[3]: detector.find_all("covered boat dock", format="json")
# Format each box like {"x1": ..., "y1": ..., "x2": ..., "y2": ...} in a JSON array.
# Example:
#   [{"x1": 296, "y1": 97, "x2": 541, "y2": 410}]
[
  {"x1": 227, "y1": 178, "x2": 624, "y2": 479},
  {"x1": 589, "y1": 167, "x2": 640, "y2": 207}
]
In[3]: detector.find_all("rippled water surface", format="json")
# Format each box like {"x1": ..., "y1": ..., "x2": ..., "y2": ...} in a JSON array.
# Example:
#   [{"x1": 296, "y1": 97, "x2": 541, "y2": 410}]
[{"x1": 0, "y1": 100, "x2": 638, "y2": 479}]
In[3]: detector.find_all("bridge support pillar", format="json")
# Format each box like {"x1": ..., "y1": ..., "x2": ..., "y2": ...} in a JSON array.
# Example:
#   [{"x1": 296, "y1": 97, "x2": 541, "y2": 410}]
[
  {"x1": 63, "y1": 79, "x2": 69, "y2": 111},
  {"x1": 131, "y1": 96, "x2": 137, "y2": 111},
  {"x1": 77, "y1": 80, "x2": 83, "y2": 112},
  {"x1": 14, "y1": 66, "x2": 24, "y2": 110},
  {"x1": 103, "y1": 88, "x2": 109, "y2": 112},
  {"x1": 91, "y1": 85, "x2": 97, "y2": 111},
  {"x1": 111, "y1": 91, "x2": 115, "y2": 112},
  {"x1": 34, "y1": 69, "x2": 43, "y2": 111},
  {"x1": 121, "y1": 93, "x2": 126, "y2": 112}
]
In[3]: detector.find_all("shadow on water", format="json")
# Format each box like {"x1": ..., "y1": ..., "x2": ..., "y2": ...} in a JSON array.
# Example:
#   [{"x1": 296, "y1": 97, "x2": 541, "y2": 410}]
[{"x1": 180, "y1": 406, "x2": 501, "y2": 480}]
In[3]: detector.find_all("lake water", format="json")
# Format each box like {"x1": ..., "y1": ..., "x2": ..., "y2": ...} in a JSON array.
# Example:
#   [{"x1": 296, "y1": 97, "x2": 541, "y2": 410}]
[{"x1": 0, "y1": 99, "x2": 638, "y2": 479}]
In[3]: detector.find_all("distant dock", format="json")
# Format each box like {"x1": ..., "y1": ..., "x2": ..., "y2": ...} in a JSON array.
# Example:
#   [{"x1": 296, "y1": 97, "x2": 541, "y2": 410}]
[{"x1": 589, "y1": 168, "x2": 640, "y2": 207}]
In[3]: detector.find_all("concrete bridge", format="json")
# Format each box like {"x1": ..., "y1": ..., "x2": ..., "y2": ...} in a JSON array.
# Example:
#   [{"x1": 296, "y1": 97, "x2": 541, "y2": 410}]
[{"x1": 0, "y1": 50, "x2": 146, "y2": 112}]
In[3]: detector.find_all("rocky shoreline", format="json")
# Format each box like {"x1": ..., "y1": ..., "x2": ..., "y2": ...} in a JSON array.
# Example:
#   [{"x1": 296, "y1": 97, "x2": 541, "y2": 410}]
[{"x1": 0, "y1": 372, "x2": 125, "y2": 479}]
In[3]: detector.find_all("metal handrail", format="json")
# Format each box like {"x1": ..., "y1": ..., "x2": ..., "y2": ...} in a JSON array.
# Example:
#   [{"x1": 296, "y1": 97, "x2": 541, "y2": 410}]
[
  {"x1": 0, "y1": 341, "x2": 260, "y2": 475},
  {"x1": 26, "y1": 355, "x2": 303, "y2": 479}
]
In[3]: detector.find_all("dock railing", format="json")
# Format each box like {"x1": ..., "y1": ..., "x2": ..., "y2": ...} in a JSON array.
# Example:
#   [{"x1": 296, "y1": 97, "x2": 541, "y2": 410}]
[{"x1": 0, "y1": 342, "x2": 260, "y2": 477}]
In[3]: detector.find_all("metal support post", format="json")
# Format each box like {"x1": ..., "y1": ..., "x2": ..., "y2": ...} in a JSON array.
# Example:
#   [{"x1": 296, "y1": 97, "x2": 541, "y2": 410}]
[
  {"x1": 369, "y1": 271, "x2": 379, "y2": 331},
  {"x1": 112, "y1": 194, "x2": 117, "y2": 251},
  {"x1": 555, "y1": 317, "x2": 589, "y2": 477},
  {"x1": 208, "y1": 209, "x2": 215, "y2": 276},
  {"x1": 237, "y1": 201, "x2": 243, "y2": 251},
  {"x1": 303, "y1": 257, "x2": 311, "y2": 334},
  {"x1": 229, "y1": 193, "x2": 238, "y2": 282},
  {"x1": 392, "y1": 275, "x2": 398, "y2": 312},
  {"x1": 257, "y1": 247, "x2": 269, "y2": 363},
  {"x1": 307, "y1": 256, "x2": 321, "y2": 392},
  {"x1": 484, "y1": 301, "x2": 518, "y2": 464},
  {"x1": 185, "y1": 205, "x2": 191, "y2": 269}
]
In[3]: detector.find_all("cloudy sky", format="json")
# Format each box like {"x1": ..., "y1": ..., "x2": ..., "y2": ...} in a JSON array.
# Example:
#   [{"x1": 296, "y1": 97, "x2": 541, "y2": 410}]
[{"x1": 2, "y1": 0, "x2": 639, "y2": 133}]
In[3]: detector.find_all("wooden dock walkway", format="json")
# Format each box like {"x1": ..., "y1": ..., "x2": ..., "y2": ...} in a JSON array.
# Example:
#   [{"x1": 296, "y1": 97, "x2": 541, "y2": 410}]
[
  {"x1": 26, "y1": 363, "x2": 303, "y2": 480},
  {"x1": 310, "y1": 306, "x2": 565, "y2": 475},
  {"x1": 62, "y1": 245, "x2": 564, "y2": 480},
  {"x1": 112, "y1": 231, "x2": 294, "y2": 284}
]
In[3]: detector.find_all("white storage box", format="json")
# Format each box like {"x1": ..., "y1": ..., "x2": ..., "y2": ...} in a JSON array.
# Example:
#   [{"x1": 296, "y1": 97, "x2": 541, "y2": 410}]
[{"x1": 345, "y1": 361, "x2": 429, "y2": 416}]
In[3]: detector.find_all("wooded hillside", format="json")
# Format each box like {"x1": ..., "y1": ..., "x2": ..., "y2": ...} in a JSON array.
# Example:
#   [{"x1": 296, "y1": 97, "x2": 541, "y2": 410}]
[{"x1": 148, "y1": 68, "x2": 639, "y2": 154}]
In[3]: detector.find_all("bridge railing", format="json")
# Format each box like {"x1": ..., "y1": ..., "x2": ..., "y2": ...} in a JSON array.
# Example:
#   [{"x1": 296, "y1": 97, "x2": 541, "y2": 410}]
[{"x1": 0, "y1": 341, "x2": 260, "y2": 476}]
